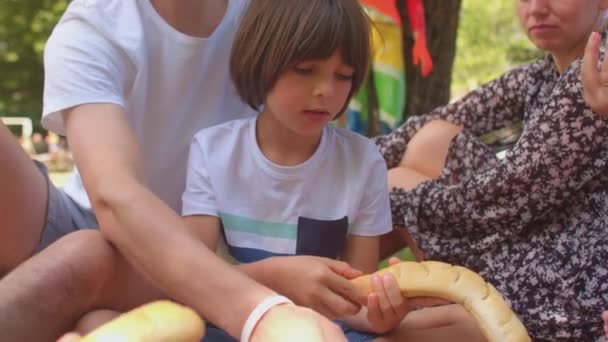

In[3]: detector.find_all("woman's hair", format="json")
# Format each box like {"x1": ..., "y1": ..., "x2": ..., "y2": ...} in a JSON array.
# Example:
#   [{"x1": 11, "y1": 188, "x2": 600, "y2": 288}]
[{"x1": 230, "y1": 0, "x2": 371, "y2": 113}]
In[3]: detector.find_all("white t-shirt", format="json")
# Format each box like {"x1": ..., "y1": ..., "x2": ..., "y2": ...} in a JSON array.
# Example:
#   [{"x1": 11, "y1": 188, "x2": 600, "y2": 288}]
[
  {"x1": 42, "y1": 0, "x2": 254, "y2": 212},
  {"x1": 182, "y1": 118, "x2": 392, "y2": 263}
]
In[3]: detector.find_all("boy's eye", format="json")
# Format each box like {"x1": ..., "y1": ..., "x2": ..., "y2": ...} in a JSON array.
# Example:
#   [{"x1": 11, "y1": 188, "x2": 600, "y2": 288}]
[
  {"x1": 293, "y1": 66, "x2": 313, "y2": 75},
  {"x1": 335, "y1": 73, "x2": 354, "y2": 81}
]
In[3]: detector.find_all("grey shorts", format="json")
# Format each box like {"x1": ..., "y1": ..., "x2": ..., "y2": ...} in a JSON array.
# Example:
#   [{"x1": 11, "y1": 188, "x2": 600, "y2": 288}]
[{"x1": 35, "y1": 161, "x2": 98, "y2": 252}]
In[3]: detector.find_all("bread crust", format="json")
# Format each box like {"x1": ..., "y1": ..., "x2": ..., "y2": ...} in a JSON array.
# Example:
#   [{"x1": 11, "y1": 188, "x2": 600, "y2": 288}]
[
  {"x1": 351, "y1": 261, "x2": 530, "y2": 342},
  {"x1": 80, "y1": 300, "x2": 205, "y2": 342}
]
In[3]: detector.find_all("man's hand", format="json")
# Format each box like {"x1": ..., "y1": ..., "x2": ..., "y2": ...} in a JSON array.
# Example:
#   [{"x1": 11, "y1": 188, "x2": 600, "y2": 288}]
[
  {"x1": 263, "y1": 256, "x2": 366, "y2": 319},
  {"x1": 582, "y1": 31, "x2": 608, "y2": 115},
  {"x1": 251, "y1": 304, "x2": 347, "y2": 342}
]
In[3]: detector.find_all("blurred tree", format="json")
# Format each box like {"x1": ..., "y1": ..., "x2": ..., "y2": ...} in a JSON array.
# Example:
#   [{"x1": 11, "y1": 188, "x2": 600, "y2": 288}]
[
  {"x1": 0, "y1": 0, "x2": 543, "y2": 132},
  {"x1": 397, "y1": 0, "x2": 462, "y2": 117},
  {"x1": 397, "y1": 0, "x2": 542, "y2": 118},
  {"x1": 452, "y1": 0, "x2": 542, "y2": 94},
  {"x1": 0, "y1": 0, "x2": 68, "y2": 131}
]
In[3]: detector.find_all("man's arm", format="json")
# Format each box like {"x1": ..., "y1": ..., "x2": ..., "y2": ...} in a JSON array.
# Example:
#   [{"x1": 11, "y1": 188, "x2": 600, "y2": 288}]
[{"x1": 63, "y1": 104, "x2": 344, "y2": 340}]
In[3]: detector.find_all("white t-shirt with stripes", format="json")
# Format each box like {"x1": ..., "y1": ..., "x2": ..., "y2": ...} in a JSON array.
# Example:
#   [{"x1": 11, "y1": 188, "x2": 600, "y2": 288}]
[{"x1": 182, "y1": 117, "x2": 392, "y2": 263}]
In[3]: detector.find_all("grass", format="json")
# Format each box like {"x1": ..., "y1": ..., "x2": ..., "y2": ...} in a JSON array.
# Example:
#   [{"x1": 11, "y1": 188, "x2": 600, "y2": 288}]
[
  {"x1": 379, "y1": 248, "x2": 416, "y2": 268},
  {"x1": 49, "y1": 171, "x2": 70, "y2": 187}
]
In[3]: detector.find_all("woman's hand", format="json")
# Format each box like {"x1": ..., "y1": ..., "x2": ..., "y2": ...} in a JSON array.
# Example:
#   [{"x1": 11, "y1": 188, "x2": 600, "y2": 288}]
[
  {"x1": 582, "y1": 31, "x2": 608, "y2": 115},
  {"x1": 262, "y1": 256, "x2": 366, "y2": 320}
]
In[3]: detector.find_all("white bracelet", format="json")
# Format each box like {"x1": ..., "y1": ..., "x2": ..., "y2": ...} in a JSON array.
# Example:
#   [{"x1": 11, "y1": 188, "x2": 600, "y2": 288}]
[{"x1": 240, "y1": 295, "x2": 293, "y2": 342}]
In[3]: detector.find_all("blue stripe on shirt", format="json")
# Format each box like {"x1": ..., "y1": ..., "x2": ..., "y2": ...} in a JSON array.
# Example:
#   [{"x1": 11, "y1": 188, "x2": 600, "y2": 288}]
[{"x1": 227, "y1": 245, "x2": 291, "y2": 263}]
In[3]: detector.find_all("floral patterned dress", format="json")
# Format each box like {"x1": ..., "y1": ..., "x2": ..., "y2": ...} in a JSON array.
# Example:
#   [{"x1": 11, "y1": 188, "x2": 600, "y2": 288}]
[{"x1": 375, "y1": 54, "x2": 608, "y2": 341}]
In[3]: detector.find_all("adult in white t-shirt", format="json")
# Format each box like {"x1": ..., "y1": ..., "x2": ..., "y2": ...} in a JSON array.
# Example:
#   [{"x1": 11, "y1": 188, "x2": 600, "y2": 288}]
[{"x1": 0, "y1": 0, "x2": 359, "y2": 340}]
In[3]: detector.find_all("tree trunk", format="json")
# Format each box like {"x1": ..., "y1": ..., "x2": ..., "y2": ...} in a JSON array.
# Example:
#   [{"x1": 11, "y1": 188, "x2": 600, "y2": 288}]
[{"x1": 396, "y1": 0, "x2": 462, "y2": 117}]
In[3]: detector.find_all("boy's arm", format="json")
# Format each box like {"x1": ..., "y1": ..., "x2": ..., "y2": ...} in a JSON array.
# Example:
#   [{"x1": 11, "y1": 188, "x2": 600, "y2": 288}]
[
  {"x1": 181, "y1": 135, "x2": 365, "y2": 321},
  {"x1": 339, "y1": 235, "x2": 384, "y2": 333},
  {"x1": 181, "y1": 214, "x2": 365, "y2": 320},
  {"x1": 183, "y1": 215, "x2": 220, "y2": 252},
  {"x1": 183, "y1": 215, "x2": 366, "y2": 320},
  {"x1": 64, "y1": 104, "x2": 344, "y2": 341}
]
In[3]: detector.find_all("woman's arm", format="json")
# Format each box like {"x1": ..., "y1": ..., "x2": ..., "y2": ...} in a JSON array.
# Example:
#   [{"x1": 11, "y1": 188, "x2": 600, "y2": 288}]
[
  {"x1": 375, "y1": 65, "x2": 530, "y2": 169},
  {"x1": 582, "y1": 31, "x2": 608, "y2": 115},
  {"x1": 391, "y1": 62, "x2": 608, "y2": 243}
]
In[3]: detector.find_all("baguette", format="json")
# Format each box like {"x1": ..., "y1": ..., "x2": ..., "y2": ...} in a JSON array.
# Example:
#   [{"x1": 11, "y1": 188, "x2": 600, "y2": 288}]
[
  {"x1": 80, "y1": 300, "x2": 205, "y2": 342},
  {"x1": 351, "y1": 261, "x2": 530, "y2": 342}
]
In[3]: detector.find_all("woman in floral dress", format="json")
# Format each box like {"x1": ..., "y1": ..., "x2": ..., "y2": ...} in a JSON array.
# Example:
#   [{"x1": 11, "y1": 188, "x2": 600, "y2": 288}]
[{"x1": 375, "y1": 1, "x2": 608, "y2": 340}]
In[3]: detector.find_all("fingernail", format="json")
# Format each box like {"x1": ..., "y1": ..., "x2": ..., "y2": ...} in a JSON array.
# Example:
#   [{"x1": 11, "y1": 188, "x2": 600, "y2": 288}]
[
  {"x1": 383, "y1": 273, "x2": 393, "y2": 282},
  {"x1": 592, "y1": 31, "x2": 601, "y2": 42}
]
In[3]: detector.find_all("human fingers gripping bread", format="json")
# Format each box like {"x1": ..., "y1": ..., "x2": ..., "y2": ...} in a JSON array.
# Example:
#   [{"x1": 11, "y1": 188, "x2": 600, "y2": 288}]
[
  {"x1": 80, "y1": 300, "x2": 205, "y2": 342},
  {"x1": 351, "y1": 261, "x2": 530, "y2": 342}
]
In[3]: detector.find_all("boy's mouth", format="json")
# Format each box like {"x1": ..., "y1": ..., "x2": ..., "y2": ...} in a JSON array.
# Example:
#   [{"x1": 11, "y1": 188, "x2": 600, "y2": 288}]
[{"x1": 302, "y1": 110, "x2": 330, "y2": 116}]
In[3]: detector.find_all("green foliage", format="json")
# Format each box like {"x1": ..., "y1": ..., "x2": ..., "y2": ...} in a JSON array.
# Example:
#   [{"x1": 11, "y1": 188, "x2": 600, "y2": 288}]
[
  {"x1": 0, "y1": 0, "x2": 542, "y2": 131},
  {"x1": 452, "y1": 0, "x2": 543, "y2": 94},
  {"x1": 0, "y1": 0, "x2": 68, "y2": 131}
]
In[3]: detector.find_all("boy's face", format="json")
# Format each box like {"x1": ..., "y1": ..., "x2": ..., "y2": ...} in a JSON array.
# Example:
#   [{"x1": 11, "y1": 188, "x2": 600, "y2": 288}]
[{"x1": 263, "y1": 50, "x2": 354, "y2": 138}]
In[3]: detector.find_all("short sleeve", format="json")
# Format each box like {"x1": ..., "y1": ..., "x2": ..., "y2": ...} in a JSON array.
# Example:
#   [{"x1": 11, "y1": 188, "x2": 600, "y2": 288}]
[
  {"x1": 181, "y1": 136, "x2": 220, "y2": 217},
  {"x1": 349, "y1": 144, "x2": 393, "y2": 236},
  {"x1": 42, "y1": 16, "x2": 132, "y2": 135}
]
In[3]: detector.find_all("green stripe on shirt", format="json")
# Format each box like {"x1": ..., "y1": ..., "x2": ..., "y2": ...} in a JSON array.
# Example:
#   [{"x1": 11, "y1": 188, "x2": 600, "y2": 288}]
[{"x1": 219, "y1": 212, "x2": 297, "y2": 240}]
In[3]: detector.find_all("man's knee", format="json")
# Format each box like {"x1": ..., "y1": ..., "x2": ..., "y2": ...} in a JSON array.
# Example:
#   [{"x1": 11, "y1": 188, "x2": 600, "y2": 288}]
[{"x1": 34, "y1": 230, "x2": 118, "y2": 307}]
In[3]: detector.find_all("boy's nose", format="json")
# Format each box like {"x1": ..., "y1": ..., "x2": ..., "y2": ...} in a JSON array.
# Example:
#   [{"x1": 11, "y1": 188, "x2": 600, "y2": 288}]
[{"x1": 313, "y1": 78, "x2": 335, "y2": 98}]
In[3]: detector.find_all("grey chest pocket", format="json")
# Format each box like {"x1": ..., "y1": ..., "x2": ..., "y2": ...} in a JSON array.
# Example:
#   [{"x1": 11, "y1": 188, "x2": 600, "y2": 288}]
[{"x1": 296, "y1": 216, "x2": 348, "y2": 259}]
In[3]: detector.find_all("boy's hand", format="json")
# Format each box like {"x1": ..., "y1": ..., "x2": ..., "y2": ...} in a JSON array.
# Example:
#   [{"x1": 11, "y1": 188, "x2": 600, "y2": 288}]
[
  {"x1": 365, "y1": 272, "x2": 409, "y2": 334},
  {"x1": 264, "y1": 256, "x2": 366, "y2": 320},
  {"x1": 582, "y1": 31, "x2": 608, "y2": 115},
  {"x1": 251, "y1": 304, "x2": 347, "y2": 342}
]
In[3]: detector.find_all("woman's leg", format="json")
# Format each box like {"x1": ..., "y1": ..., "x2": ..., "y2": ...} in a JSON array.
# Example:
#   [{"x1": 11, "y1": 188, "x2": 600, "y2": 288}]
[
  {"x1": 397, "y1": 119, "x2": 463, "y2": 180},
  {"x1": 0, "y1": 120, "x2": 49, "y2": 274},
  {"x1": 383, "y1": 120, "x2": 463, "y2": 259}
]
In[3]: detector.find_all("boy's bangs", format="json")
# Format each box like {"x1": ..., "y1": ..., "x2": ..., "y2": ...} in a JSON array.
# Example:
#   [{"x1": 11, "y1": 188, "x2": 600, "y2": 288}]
[{"x1": 290, "y1": 0, "x2": 367, "y2": 68}]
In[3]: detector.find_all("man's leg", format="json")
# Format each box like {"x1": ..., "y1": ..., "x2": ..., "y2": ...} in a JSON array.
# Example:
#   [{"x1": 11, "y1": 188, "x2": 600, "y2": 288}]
[
  {"x1": 0, "y1": 230, "x2": 165, "y2": 342},
  {"x1": 375, "y1": 305, "x2": 486, "y2": 342},
  {"x1": 0, "y1": 120, "x2": 48, "y2": 274}
]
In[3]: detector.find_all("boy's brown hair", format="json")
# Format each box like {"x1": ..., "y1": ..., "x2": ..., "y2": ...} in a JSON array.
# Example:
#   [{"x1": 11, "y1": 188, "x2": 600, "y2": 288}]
[{"x1": 230, "y1": 0, "x2": 371, "y2": 115}]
